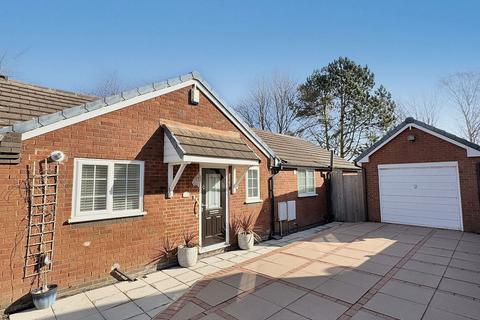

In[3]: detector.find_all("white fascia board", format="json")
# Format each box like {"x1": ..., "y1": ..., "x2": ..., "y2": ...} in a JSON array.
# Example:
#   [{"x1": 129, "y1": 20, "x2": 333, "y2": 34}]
[
  {"x1": 182, "y1": 155, "x2": 259, "y2": 166},
  {"x1": 357, "y1": 123, "x2": 480, "y2": 164}
]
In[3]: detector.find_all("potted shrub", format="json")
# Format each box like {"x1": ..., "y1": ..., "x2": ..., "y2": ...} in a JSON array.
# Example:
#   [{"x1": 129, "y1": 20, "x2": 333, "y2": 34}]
[
  {"x1": 177, "y1": 231, "x2": 198, "y2": 267},
  {"x1": 31, "y1": 253, "x2": 57, "y2": 309},
  {"x1": 234, "y1": 212, "x2": 261, "y2": 250}
]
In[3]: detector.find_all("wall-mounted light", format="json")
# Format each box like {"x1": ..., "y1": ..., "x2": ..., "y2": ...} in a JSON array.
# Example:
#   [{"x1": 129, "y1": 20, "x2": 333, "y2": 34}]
[
  {"x1": 407, "y1": 134, "x2": 416, "y2": 142},
  {"x1": 50, "y1": 150, "x2": 66, "y2": 162}
]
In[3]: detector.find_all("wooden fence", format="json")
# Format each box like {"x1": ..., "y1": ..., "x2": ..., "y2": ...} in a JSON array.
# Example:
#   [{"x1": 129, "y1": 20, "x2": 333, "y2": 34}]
[{"x1": 330, "y1": 170, "x2": 366, "y2": 222}]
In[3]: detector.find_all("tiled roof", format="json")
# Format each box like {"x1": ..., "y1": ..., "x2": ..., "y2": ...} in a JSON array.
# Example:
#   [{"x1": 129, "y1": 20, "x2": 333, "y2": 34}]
[
  {"x1": 0, "y1": 76, "x2": 96, "y2": 127},
  {"x1": 354, "y1": 117, "x2": 480, "y2": 163},
  {"x1": 164, "y1": 124, "x2": 259, "y2": 161},
  {"x1": 253, "y1": 129, "x2": 358, "y2": 170}
]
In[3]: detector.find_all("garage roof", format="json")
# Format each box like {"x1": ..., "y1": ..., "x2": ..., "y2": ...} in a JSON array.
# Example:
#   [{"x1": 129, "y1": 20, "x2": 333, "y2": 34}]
[
  {"x1": 355, "y1": 117, "x2": 480, "y2": 164},
  {"x1": 253, "y1": 129, "x2": 358, "y2": 170}
]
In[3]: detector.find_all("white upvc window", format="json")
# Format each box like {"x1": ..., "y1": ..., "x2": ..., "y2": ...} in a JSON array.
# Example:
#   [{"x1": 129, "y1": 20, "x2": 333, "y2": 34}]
[
  {"x1": 245, "y1": 166, "x2": 261, "y2": 203},
  {"x1": 71, "y1": 158, "x2": 145, "y2": 223},
  {"x1": 297, "y1": 168, "x2": 316, "y2": 197}
]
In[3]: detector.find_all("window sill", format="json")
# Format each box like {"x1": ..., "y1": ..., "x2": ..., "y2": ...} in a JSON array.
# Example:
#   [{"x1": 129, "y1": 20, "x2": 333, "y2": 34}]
[
  {"x1": 245, "y1": 199, "x2": 262, "y2": 204},
  {"x1": 298, "y1": 193, "x2": 318, "y2": 198},
  {"x1": 68, "y1": 211, "x2": 147, "y2": 224}
]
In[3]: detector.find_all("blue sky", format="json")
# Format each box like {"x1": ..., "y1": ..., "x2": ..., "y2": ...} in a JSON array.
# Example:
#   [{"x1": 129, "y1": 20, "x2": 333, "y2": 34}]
[{"x1": 1, "y1": 1, "x2": 479, "y2": 132}]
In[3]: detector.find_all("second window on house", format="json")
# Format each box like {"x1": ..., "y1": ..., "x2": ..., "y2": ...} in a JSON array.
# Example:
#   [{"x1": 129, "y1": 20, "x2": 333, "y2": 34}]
[
  {"x1": 298, "y1": 168, "x2": 315, "y2": 196},
  {"x1": 245, "y1": 167, "x2": 260, "y2": 202},
  {"x1": 72, "y1": 159, "x2": 145, "y2": 222}
]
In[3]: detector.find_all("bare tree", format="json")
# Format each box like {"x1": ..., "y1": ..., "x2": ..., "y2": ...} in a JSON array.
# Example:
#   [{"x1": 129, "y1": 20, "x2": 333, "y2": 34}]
[
  {"x1": 0, "y1": 49, "x2": 29, "y2": 77},
  {"x1": 88, "y1": 71, "x2": 124, "y2": 97},
  {"x1": 398, "y1": 93, "x2": 441, "y2": 126},
  {"x1": 441, "y1": 72, "x2": 480, "y2": 143},
  {"x1": 236, "y1": 73, "x2": 300, "y2": 134}
]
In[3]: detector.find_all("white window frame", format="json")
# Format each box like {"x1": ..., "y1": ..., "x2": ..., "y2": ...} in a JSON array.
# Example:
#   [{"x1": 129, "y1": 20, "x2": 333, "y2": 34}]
[
  {"x1": 70, "y1": 158, "x2": 146, "y2": 223},
  {"x1": 245, "y1": 166, "x2": 261, "y2": 203},
  {"x1": 297, "y1": 168, "x2": 317, "y2": 197}
]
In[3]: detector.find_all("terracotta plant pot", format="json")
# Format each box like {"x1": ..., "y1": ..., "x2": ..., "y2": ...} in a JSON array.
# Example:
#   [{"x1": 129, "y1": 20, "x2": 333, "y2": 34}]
[
  {"x1": 31, "y1": 284, "x2": 57, "y2": 310},
  {"x1": 238, "y1": 233, "x2": 254, "y2": 250},
  {"x1": 177, "y1": 245, "x2": 198, "y2": 267}
]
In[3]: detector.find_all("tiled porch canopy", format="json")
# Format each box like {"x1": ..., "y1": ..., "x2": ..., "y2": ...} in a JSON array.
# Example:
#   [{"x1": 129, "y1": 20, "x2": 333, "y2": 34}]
[{"x1": 163, "y1": 124, "x2": 260, "y2": 197}]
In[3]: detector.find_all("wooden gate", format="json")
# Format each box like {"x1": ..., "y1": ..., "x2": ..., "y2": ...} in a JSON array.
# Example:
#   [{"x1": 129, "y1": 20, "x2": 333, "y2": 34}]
[{"x1": 330, "y1": 170, "x2": 366, "y2": 222}]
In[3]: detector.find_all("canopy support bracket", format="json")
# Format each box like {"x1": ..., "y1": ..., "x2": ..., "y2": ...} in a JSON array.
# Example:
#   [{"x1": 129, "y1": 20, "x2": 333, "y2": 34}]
[{"x1": 167, "y1": 163, "x2": 189, "y2": 198}]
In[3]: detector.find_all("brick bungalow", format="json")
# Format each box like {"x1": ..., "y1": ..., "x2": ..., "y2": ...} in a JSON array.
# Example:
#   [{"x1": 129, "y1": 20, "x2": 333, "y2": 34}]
[
  {"x1": 355, "y1": 117, "x2": 480, "y2": 233},
  {"x1": 0, "y1": 72, "x2": 355, "y2": 309}
]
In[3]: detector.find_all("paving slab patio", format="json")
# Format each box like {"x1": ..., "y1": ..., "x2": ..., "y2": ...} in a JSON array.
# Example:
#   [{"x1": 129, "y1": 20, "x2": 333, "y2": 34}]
[{"x1": 8, "y1": 222, "x2": 480, "y2": 320}]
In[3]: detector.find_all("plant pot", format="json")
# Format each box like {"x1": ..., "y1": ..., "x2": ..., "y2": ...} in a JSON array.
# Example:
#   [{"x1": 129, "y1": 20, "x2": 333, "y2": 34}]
[
  {"x1": 31, "y1": 284, "x2": 57, "y2": 310},
  {"x1": 177, "y1": 245, "x2": 198, "y2": 267},
  {"x1": 238, "y1": 233, "x2": 254, "y2": 250}
]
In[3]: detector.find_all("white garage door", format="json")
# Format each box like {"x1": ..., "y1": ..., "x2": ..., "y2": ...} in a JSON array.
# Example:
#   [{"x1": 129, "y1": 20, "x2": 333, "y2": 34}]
[{"x1": 378, "y1": 162, "x2": 463, "y2": 230}]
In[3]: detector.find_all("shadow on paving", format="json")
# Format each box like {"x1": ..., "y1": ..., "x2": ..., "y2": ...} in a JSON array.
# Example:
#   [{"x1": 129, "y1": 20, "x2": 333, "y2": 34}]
[{"x1": 154, "y1": 222, "x2": 480, "y2": 320}]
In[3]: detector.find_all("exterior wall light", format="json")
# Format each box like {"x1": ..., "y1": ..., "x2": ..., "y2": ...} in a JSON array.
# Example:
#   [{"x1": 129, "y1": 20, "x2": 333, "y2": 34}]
[{"x1": 407, "y1": 134, "x2": 416, "y2": 142}]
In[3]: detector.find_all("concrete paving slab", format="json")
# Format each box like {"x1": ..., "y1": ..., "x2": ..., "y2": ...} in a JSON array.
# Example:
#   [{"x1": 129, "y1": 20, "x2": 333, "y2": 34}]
[
  {"x1": 444, "y1": 266, "x2": 480, "y2": 285},
  {"x1": 411, "y1": 252, "x2": 450, "y2": 265},
  {"x1": 379, "y1": 242, "x2": 415, "y2": 257},
  {"x1": 402, "y1": 259, "x2": 447, "y2": 276},
  {"x1": 196, "y1": 280, "x2": 242, "y2": 306},
  {"x1": 101, "y1": 301, "x2": 144, "y2": 320},
  {"x1": 379, "y1": 279, "x2": 435, "y2": 305},
  {"x1": 174, "y1": 270, "x2": 203, "y2": 283},
  {"x1": 393, "y1": 269, "x2": 442, "y2": 287},
  {"x1": 417, "y1": 246, "x2": 454, "y2": 258},
  {"x1": 287, "y1": 293, "x2": 349, "y2": 320},
  {"x1": 430, "y1": 291, "x2": 480, "y2": 320},
  {"x1": 9, "y1": 307, "x2": 56, "y2": 320},
  {"x1": 266, "y1": 309, "x2": 309, "y2": 320},
  {"x1": 142, "y1": 271, "x2": 170, "y2": 284},
  {"x1": 423, "y1": 237, "x2": 459, "y2": 250},
  {"x1": 315, "y1": 278, "x2": 369, "y2": 303},
  {"x1": 133, "y1": 291, "x2": 172, "y2": 312},
  {"x1": 423, "y1": 307, "x2": 473, "y2": 320},
  {"x1": 52, "y1": 293, "x2": 99, "y2": 320},
  {"x1": 355, "y1": 260, "x2": 393, "y2": 276},
  {"x1": 222, "y1": 294, "x2": 282, "y2": 320},
  {"x1": 332, "y1": 270, "x2": 381, "y2": 289},
  {"x1": 452, "y1": 251, "x2": 480, "y2": 263},
  {"x1": 221, "y1": 271, "x2": 269, "y2": 291},
  {"x1": 283, "y1": 269, "x2": 331, "y2": 290},
  {"x1": 450, "y1": 258, "x2": 480, "y2": 272},
  {"x1": 171, "y1": 302, "x2": 204, "y2": 320},
  {"x1": 253, "y1": 282, "x2": 307, "y2": 307},
  {"x1": 364, "y1": 292, "x2": 427, "y2": 320},
  {"x1": 91, "y1": 291, "x2": 131, "y2": 311},
  {"x1": 439, "y1": 277, "x2": 480, "y2": 299},
  {"x1": 350, "y1": 310, "x2": 386, "y2": 320}
]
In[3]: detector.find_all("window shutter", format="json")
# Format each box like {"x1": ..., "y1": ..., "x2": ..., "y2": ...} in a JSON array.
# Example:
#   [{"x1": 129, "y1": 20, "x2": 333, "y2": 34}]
[
  {"x1": 113, "y1": 163, "x2": 141, "y2": 211},
  {"x1": 79, "y1": 164, "x2": 108, "y2": 212}
]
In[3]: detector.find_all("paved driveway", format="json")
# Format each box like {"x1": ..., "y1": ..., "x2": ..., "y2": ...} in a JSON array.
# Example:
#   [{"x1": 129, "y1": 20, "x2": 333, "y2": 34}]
[{"x1": 156, "y1": 223, "x2": 480, "y2": 320}]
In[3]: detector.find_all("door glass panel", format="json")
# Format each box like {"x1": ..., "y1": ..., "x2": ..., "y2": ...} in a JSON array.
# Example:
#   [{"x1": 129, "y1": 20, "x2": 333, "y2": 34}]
[{"x1": 206, "y1": 173, "x2": 221, "y2": 209}]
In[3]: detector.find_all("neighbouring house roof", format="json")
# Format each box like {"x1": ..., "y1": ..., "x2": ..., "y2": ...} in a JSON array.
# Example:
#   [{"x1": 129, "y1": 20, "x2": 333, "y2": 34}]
[
  {"x1": 355, "y1": 117, "x2": 480, "y2": 164},
  {"x1": 252, "y1": 129, "x2": 358, "y2": 170},
  {"x1": 0, "y1": 75, "x2": 96, "y2": 127},
  {"x1": 0, "y1": 72, "x2": 278, "y2": 162},
  {"x1": 164, "y1": 124, "x2": 259, "y2": 161}
]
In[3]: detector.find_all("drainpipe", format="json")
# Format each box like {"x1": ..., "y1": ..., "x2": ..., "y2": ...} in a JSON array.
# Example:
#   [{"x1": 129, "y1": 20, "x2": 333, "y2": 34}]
[{"x1": 268, "y1": 166, "x2": 280, "y2": 239}]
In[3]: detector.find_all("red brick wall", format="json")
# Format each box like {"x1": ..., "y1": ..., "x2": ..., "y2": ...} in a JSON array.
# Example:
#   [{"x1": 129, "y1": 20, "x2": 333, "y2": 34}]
[
  {"x1": 0, "y1": 86, "x2": 272, "y2": 308},
  {"x1": 273, "y1": 168, "x2": 328, "y2": 232},
  {"x1": 363, "y1": 127, "x2": 480, "y2": 233}
]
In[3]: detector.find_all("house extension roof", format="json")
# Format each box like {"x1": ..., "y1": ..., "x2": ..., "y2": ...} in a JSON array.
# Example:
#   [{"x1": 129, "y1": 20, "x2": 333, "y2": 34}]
[
  {"x1": 355, "y1": 117, "x2": 480, "y2": 163},
  {"x1": 253, "y1": 129, "x2": 358, "y2": 170},
  {"x1": 164, "y1": 124, "x2": 259, "y2": 161},
  {"x1": 0, "y1": 75, "x2": 96, "y2": 127}
]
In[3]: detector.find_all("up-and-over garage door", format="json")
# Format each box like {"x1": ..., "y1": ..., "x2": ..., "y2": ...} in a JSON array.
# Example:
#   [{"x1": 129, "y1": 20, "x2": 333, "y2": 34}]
[{"x1": 378, "y1": 162, "x2": 463, "y2": 230}]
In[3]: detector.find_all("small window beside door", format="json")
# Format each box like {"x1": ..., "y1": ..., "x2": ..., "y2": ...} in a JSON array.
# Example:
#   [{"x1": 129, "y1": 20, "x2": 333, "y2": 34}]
[
  {"x1": 71, "y1": 159, "x2": 145, "y2": 223},
  {"x1": 298, "y1": 168, "x2": 316, "y2": 197},
  {"x1": 245, "y1": 167, "x2": 261, "y2": 203}
]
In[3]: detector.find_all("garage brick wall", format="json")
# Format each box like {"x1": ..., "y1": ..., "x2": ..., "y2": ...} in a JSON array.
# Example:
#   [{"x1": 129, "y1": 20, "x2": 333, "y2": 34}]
[
  {"x1": 273, "y1": 168, "x2": 328, "y2": 232},
  {"x1": 0, "y1": 87, "x2": 271, "y2": 309},
  {"x1": 363, "y1": 127, "x2": 480, "y2": 233}
]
